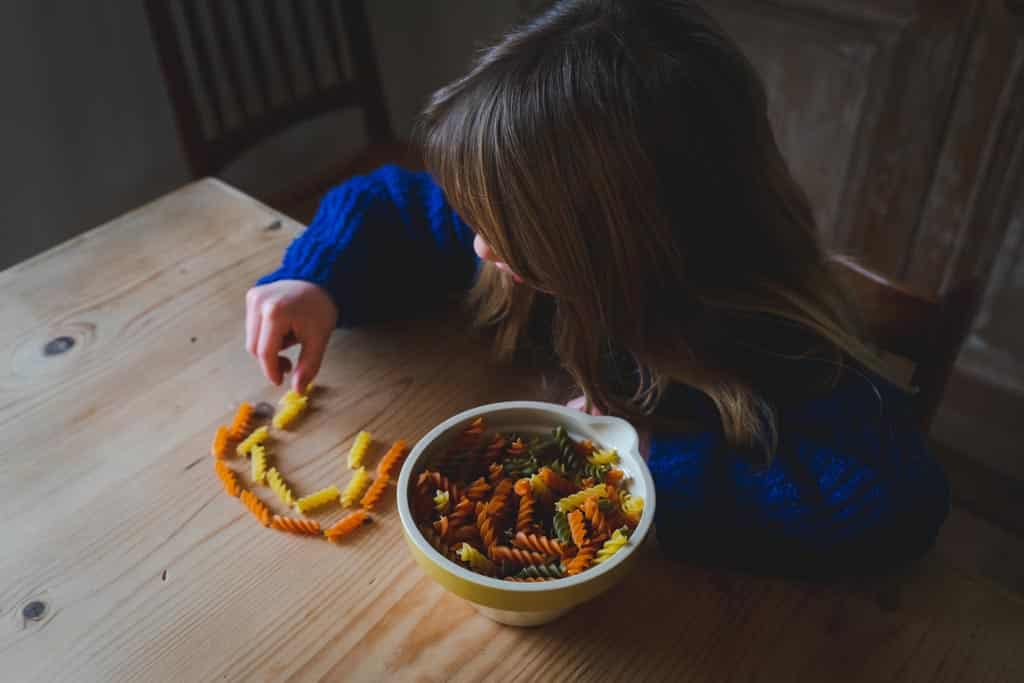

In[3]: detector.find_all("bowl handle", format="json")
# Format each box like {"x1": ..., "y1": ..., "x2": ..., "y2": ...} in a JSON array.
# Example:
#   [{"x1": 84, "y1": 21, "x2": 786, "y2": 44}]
[{"x1": 581, "y1": 415, "x2": 641, "y2": 458}]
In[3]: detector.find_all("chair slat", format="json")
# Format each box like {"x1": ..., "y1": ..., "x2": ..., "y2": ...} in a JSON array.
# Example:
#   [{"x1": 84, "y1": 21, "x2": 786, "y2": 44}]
[
  {"x1": 338, "y1": 0, "x2": 392, "y2": 142},
  {"x1": 235, "y1": 1, "x2": 273, "y2": 112},
  {"x1": 181, "y1": 0, "x2": 225, "y2": 135},
  {"x1": 208, "y1": 0, "x2": 250, "y2": 120},
  {"x1": 317, "y1": 0, "x2": 348, "y2": 82},
  {"x1": 263, "y1": 0, "x2": 298, "y2": 100},
  {"x1": 292, "y1": 1, "x2": 323, "y2": 91}
]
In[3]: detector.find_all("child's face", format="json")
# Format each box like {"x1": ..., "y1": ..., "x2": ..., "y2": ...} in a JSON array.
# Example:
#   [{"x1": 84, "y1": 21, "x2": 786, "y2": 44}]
[{"x1": 474, "y1": 233, "x2": 523, "y2": 283}]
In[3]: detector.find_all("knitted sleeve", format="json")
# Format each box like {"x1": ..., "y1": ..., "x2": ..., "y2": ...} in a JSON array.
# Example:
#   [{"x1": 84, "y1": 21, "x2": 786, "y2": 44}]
[{"x1": 256, "y1": 165, "x2": 478, "y2": 327}]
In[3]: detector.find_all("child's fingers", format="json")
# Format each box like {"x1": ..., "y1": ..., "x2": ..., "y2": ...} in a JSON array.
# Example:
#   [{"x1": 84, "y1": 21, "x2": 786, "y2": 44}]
[
  {"x1": 257, "y1": 316, "x2": 286, "y2": 385},
  {"x1": 245, "y1": 297, "x2": 261, "y2": 356},
  {"x1": 293, "y1": 333, "x2": 326, "y2": 393}
]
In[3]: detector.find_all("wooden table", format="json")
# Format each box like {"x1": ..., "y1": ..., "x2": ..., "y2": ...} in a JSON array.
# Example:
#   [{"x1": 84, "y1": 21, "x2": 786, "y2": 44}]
[{"x1": 2, "y1": 180, "x2": 1023, "y2": 682}]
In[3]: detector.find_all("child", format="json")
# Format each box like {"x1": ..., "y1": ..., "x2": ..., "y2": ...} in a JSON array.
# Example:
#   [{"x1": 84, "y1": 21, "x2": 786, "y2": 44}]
[{"x1": 246, "y1": 0, "x2": 948, "y2": 577}]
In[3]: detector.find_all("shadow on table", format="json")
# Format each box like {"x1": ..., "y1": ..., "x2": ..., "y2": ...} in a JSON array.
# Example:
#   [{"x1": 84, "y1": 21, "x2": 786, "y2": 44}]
[{"x1": 521, "y1": 534, "x2": 1024, "y2": 680}]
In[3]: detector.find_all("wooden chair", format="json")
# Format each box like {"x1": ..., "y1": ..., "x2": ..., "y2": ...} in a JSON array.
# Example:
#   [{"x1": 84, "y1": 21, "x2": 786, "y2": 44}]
[
  {"x1": 829, "y1": 255, "x2": 982, "y2": 433},
  {"x1": 145, "y1": 0, "x2": 417, "y2": 220}
]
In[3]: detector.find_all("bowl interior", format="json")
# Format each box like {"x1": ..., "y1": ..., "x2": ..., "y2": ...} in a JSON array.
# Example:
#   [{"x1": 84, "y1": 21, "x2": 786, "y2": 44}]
[{"x1": 396, "y1": 401, "x2": 655, "y2": 596}]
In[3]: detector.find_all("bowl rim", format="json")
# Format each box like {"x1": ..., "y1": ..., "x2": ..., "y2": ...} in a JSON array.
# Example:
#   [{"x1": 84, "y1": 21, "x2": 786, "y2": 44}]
[{"x1": 396, "y1": 400, "x2": 656, "y2": 593}]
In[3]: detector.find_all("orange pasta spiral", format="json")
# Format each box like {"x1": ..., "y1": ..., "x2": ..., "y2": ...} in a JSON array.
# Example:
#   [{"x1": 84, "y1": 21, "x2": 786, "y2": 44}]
[
  {"x1": 513, "y1": 532, "x2": 566, "y2": 558},
  {"x1": 210, "y1": 426, "x2": 231, "y2": 458},
  {"x1": 516, "y1": 487, "x2": 535, "y2": 534},
  {"x1": 359, "y1": 476, "x2": 389, "y2": 511},
  {"x1": 605, "y1": 468, "x2": 625, "y2": 485},
  {"x1": 270, "y1": 515, "x2": 321, "y2": 536},
  {"x1": 433, "y1": 516, "x2": 450, "y2": 543},
  {"x1": 565, "y1": 542, "x2": 598, "y2": 575},
  {"x1": 486, "y1": 478, "x2": 514, "y2": 517},
  {"x1": 240, "y1": 490, "x2": 271, "y2": 527},
  {"x1": 462, "y1": 477, "x2": 491, "y2": 501},
  {"x1": 227, "y1": 401, "x2": 255, "y2": 440},
  {"x1": 476, "y1": 506, "x2": 498, "y2": 550},
  {"x1": 506, "y1": 438, "x2": 527, "y2": 457},
  {"x1": 567, "y1": 509, "x2": 588, "y2": 548},
  {"x1": 539, "y1": 467, "x2": 576, "y2": 496},
  {"x1": 488, "y1": 545, "x2": 552, "y2": 566},
  {"x1": 375, "y1": 440, "x2": 409, "y2": 480},
  {"x1": 456, "y1": 417, "x2": 485, "y2": 449},
  {"x1": 487, "y1": 462, "x2": 504, "y2": 486},
  {"x1": 483, "y1": 435, "x2": 506, "y2": 464},
  {"x1": 324, "y1": 510, "x2": 370, "y2": 540},
  {"x1": 214, "y1": 460, "x2": 243, "y2": 497},
  {"x1": 582, "y1": 496, "x2": 610, "y2": 538},
  {"x1": 448, "y1": 497, "x2": 475, "y2": 529}
]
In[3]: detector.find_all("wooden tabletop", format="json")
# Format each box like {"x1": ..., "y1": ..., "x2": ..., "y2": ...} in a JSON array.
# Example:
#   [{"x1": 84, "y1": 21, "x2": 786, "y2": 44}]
[{"x1": 2, "y1": 179, "x2": 1023, "y2": 682}]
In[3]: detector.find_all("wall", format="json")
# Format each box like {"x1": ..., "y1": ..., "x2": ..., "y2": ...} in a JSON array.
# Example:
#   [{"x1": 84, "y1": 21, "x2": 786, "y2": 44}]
[{"x1": 0, "y1": 0, "x2": 522, "y2": 271}]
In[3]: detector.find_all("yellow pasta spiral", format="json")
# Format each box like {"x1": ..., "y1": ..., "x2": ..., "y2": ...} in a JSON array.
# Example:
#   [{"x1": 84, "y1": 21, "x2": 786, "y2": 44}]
[
  {"x1": 340, "y1": 467, "x2": 372, "y2": 507},
  {"x1": 347, "y1": 430, "x2": 372, "y2": 469},
  {"x1": 250, "y1": 444, "x2": 269, "y2": 485},
  {"x1": 433, "y1": 489, "x2": 450, "y2": 514},
  {"x1": 272, "y1": 395, "x2": 308, "y2": 430},
  {"x1": 236, "y1": 425, "x2": 269, "y2": 457},
  {"x1": 554, "y1": 483, "x2": 610, "y2": 513},
  {"x1": 621, "y1": 492, "x2": 645, "y2": 522},
  {"x1": 594, "y1": 528, "x2": 629, "y2": 564},
  {"x1": 294, "y1": 485, "x2": 340, "y2": 514},
  {"x1": 456, "y1": 543, "x2": 496, "y2": 575},
  {"x1": 266, "y1": 467, "x2": 295, "y2": 507},
  {"x1": 588, "y1": 448, "x2": 619, "y2": 466}
]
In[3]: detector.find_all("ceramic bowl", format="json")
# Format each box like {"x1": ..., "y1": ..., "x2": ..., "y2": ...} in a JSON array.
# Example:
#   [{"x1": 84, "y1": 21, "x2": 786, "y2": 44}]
[{"x1": 396, "y1": 401, "x2": 655, "y2": 626}]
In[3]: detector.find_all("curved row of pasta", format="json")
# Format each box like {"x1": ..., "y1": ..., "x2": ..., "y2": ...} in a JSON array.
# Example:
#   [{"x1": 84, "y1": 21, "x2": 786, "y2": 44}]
[{"x1": 212, "y1": 387, "x2": 412, "y2": 545}]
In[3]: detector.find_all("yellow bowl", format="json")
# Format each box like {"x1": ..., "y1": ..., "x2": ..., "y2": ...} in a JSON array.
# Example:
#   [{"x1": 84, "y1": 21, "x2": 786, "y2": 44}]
[{"x1": 396, "y1": 401, "x2": 655, "y2": 626}]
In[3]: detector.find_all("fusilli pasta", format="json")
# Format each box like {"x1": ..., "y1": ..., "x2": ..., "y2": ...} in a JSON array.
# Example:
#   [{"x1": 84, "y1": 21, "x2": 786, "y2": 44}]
[
  {"x1": 250, "y1": 444, "x2": 269, "y2": 485},
  {"x1": 240, "y1": 490, "x2": 271, "y2": 527},
  {"x1": 272, "y1": 394, "x2": 308, "y2": 430},
  {"x1": 594, "y1": 528, "x2": 629, "y2": 564},
  {"x1": 294, "y1": 485, "x2": 340, "y2": 514},
  {"x1": 236, "y1": 425, "x2": 268, "y2": 457},
  {"x1": 324, "y1": 510, "x2": 370, "y2": 540},
  {"x1": 211, "y1": 426, "x2": 231, "y2": 458},
  {"x1": 214, "y1": 460, "x2": 243, "y2": 497},
  {"x1": 266, "y1": 466, "x2": 295, "y2": 507},
  {"x1": 341, "y1": 466, "x2": 372, "y2": 507},
  {"x1": 347, "y1": 430, "x2": 372, "y2": 469},
  {"x1": 271, "y1": 515, "x2": 321, "y2": 536}
]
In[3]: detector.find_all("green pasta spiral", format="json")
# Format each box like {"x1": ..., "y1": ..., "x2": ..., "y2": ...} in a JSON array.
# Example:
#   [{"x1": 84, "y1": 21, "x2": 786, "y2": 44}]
[
  {"x1": 551, "y1": 426, "x2": 583, "y2": 476},
  {"x1": 514, "y1": 562, "x2": 565, "y2": 580},
  {"x1": 552, "y1": 510, "x2": 573, "y2": 545}
]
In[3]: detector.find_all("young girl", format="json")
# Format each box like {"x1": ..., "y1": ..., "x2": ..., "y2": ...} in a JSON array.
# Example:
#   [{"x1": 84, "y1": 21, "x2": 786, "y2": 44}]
[{"x1": 246, "y1": 0, "x2": 948, "y2": 577}]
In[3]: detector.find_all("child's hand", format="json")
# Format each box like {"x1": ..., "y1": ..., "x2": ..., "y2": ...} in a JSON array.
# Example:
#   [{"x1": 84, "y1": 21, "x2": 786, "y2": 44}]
[
  {"x1": 245, "y1": 280, "x2": 338, "y2": 391},
  {"x1": 566, "y1": 395, "x2": 603, "y2": 416}
]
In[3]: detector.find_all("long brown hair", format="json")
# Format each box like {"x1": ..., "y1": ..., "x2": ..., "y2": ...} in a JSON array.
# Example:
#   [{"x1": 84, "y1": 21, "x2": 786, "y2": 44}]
[{"x1": 419, "y1": 0, "x2": 889, "y2": 455}]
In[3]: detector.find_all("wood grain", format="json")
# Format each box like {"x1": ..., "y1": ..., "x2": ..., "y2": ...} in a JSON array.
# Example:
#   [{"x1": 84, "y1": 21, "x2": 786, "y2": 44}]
[{"x1": 1, "y1": 180, "x2": 1023, "y2": 682}]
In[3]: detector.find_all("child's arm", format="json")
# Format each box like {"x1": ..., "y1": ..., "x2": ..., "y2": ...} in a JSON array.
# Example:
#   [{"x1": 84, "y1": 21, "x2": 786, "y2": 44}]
[
  {"x1": 247, "y1": 165, "x2": 478, "y2": 389},
  {"x1": 647, "y1": 378, "x2": 950, "y2": 577},
  {"x1": 259, "y1": 165, "x2": 477, "y2": 324}
]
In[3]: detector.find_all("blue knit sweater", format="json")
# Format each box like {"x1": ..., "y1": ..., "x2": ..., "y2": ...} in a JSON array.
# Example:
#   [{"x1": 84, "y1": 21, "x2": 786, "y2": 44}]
[{"x1": 259, "y1": 165, "x2": 950, "y2": 577}]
